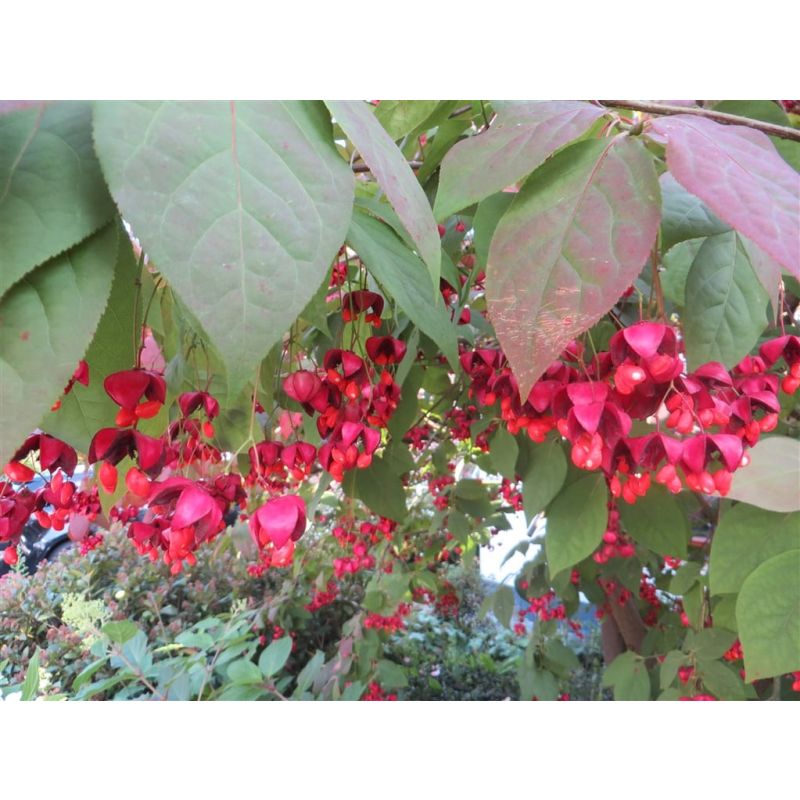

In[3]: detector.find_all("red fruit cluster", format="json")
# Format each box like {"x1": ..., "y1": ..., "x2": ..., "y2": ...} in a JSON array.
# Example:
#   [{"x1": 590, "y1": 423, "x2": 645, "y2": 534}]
[
  {"x1": 2, "y1": 435, "x2": 101, "y2": 565},
  {"x1": 461, "y1": 325, "x2": 795, "y2": 509},
  {"x1": 361, "y1": 682, "x2": 398, "y2": 701}
]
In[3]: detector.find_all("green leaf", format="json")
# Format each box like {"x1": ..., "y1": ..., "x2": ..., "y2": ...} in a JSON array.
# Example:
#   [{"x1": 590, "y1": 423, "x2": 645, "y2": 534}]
[
  {"x1": 102, "y1": 620, "x2": 140, "y2": 645},
  {"x1": 374, "y1": 100, "x2": 440, "y2": 140},
  {"x1": 487, "y1": 136, "x2": 660, "y2": 398},
  {"x1": 175, "y1": 631, "x2": 215, "y2": 650},
  {"x1": 521, "y1": 437, "x2": 567, "y2": 524},
  {"x1": 682, "y1": 583, "x2": 705, "y2": 631},
  {"x1": 328, "y1": 100, "x2": 440, "y2": 289},
  {"x1": 258, "y1": 637, "x2": 293, "y2": 678},
  {"x1": 711, "y1": 594, "x2": 739, "y2": 633},
  {"x1": 345, "y1": 455, "x2": 407, "y2": 522},
  {"x1": 545, "y1": 473, "x2": 608, "y2": 578},
  {"x1": 347, "y1": 210, "x2": 458, "y2": 369},
  {"x1": 710, "y1": 502, "x2": 800, "y2": 595},
  {"x1": 543, "y1": 639, "x2": 580, "y2": 673},
  {"x1": 293, "y1": 650, "x2": 325, "y2": 697},
  {"x1": 683, "y1": 231, "x2": 769, "y2": 369},
  {"x1": 0, "y1": 101, "x2": 114, "y2": 296},
  {"x1": 434, "y1": 101, "x2": 605, "y2": 221},
  {"x1": 20, "y1": 650, "x2": 40, "y2": 701},
  {"x1": 493, "y1": 585, "x2": 515, "y2": 628},
  {"x1": 518, "y1": 663, "x2": 559, "y2": 700},
  {"x1": 416, "y1": 119, "x2": 471, "y2": 184},
  {"x1": 697, "y1": 660, "x2": 746, "y2": 700},
  {"x1": 388, "y1": 365, "x2": 423, "y2": 439},
  {"x1": 670, "y1": 562, "x2": 702, "y2": 596},
  {"x1": 40, "y1": 228, "x2": 141, "y2": 452},
  {"x1": 71, "y1": 657, "x2": 109, "y2": 691},
  {"x1": 737, "y1": 550, "x2": 800, "y2": 680},
  {"x1": 473, "y1": 192, "x2": 514, "y2": 268},
  {"x1": 725, "y1": 436, "x2": 800, "y2": 513},
  {"x1": 690, "y1": 628, "x2": 738, "y2": 661},
  {"x1": 602, "y1": 651, "x2": 650, "y2": 701},
  {"x1": 93, "y1": 101, "x2": 354, "y2": 394},
  {"x1": 0, "y1": 224, "x2": 118, "y2": 464},
  {"x1": 376, "y1": 659, "x2": 408, "y2": 689},
  {"x1": 661, "y1": 238, "x2": 704, "y2": 307},
  {"x1": 489, "y1": 425, "x2": 519, "y2": 480},
  {"x1": 454, "y1": 478, "x2": 486, "y2": 500},
  {"x1": 227, "y1": 659, "x2": 263, "y2": 685},
  {"x1": 659, "y1": 172, "x2": 730, "y2": 253},
  {"x1": 619, "y1": 485, "x2": 690, "y2": 558},
  {"x1": 659, "y1": 650, "x2": 687, "y2": 689}
]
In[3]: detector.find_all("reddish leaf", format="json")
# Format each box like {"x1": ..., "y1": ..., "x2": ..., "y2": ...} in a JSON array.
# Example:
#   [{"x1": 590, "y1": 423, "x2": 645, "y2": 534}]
[
  {"x1": 487, "y1": 136, "x2": 660, "y2": 398},
  {"x1": 651, "y1": 116, "x2": 800, "y2": 278},
  {"x1": 434, "y1": 101, "x2": 606, "y2": 221}
]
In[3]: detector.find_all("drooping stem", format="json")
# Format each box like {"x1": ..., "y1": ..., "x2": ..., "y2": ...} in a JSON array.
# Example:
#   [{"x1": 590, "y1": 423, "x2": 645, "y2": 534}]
[{"x1": 597, "y1": 100, "x2": 800, "y2": 143}]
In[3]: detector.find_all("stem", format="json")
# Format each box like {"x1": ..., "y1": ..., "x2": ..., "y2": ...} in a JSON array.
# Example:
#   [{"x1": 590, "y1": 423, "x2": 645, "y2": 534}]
[
  {"x1": 650, "y1": 245, "x2": 667, "y2": 321},
  {"x1": 353, "y1": 160, "x2": 422, "y2": 173},
  {"x1": 597, "y1": 100, "x2": 800, "y2": 143}
]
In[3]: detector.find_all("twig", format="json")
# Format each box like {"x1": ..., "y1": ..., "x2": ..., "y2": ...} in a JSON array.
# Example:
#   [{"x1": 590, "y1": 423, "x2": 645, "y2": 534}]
[
  {"x1": 597, "y1": 100, "x2": 800, "y2": 142},
  {"x1": 352, "y1": 160, "x2": 423, "y2": 173}
]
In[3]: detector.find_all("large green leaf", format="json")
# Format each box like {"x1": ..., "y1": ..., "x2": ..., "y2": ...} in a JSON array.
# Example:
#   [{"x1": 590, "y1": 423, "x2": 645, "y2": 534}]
[
  {"x1": 682, "y1": 231, "x2": 769, "y2": 369},
  {"x1": 661, "y1": 237, "x2": 704, "y2": 307},
  {"x1": 41, "y1": 230, "x2": 141, "y2": 452},
  {"x1": 327, "y1": 100, "x2": 441, "y2": 289},
  {"x1": 487, "y1": 136, "x2": 660, "y2": 398},
  {"x1": 374, "y1": 100, "x2": 440, "y2": 141},
  {"x1": 619, "y1": 485, "x2": 689, "y2": 558},
  {"x1": 489, "y1": 426, "x2": 519, "y2": 481},
  {"x1": 710, "y1": 503, "x2": 800, "y2": 595},
  {"x1": 347, "y1": 210, "x2": 458, "y2": 369},
  {"x1": 737, "y1": 550, "x2": 800, "y2": 681},
  {"x1": 93, "y1": 101, "x2": 354, "y2": 393},
  {"x1": 521, "y1": 437, "x2": 567, "y2": 524},
  {"x1": 545, "y1": 473, "x2": 608, "y2": 578},
  {"x1": 343, "y1": 456, "x2": 407, "y2": 522},
  {"x1": 725, "y1": 436, "x2": 800, "y2": 513},
  {"x1": 602, "y1": 651, "x2": 650, "y2": 701},
  {"x1": 0, "y1": 102, "x2": 115, "y2": 296},
  {"x1": 434, "y1": 101, "x2": 605, "y2": 221},
  {"x1": 0, "y1": 224, "x2": 118, "y2": 464}
]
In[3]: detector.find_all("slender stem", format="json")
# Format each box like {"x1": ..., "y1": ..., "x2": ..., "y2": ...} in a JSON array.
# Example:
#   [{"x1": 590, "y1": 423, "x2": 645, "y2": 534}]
[
  {"x1": 597, "y1": 100, "x2": 800, "y2": 142},
  {"x1": 650, "y1": 246, "x2": 667, "y2": 321},
  {"x1": 353, "y1": 160, "x2": 423, "y2": 173}
]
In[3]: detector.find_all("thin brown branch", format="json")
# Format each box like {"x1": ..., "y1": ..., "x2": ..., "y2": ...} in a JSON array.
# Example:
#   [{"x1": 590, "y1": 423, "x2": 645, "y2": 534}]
[
  {"x1": 597, "y1": 100, "x2": 800, "y2": 143},
  {"x1": 352, "y1": 160, "x2": 423, "y2": 173}
]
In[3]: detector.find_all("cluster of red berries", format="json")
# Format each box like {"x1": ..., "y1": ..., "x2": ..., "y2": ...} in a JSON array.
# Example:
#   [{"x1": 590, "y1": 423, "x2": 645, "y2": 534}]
[
  {"x1": 1, "y1": 434, "x2": 101, "y2": 565},
  {"x1": 364, "y1": 603, "x2": 411, "y2": 633},
  {"x1": 361, "y1": 681, "x2": 397, "y2": 701},
  {"x1": 461, "y1": 326, "x2": 798, "y2": 514}
]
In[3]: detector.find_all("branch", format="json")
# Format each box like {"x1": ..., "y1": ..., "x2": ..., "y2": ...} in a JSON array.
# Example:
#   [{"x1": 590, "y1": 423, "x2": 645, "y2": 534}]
[
  {"x1": 608, "y1": 597, "x2": 647, "y2": 654},
  {"x1": 352, "y1": 160, "x2": 422, "y2": 173},
  {"x1": 597, "y1": 100, "x2": 800, "y2": 143}
]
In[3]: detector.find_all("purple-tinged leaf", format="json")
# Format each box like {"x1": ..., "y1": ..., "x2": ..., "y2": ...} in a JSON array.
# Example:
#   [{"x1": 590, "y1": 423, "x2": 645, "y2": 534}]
[
  {"x1": 487, "y1": 136, "x2": 660, "y2": 399},
  {"x1": 326, "y1": 100, "x2": 441, "y2": 289},
  {"x1": 433, "y1": 101, "x2": 606, "y2": 222},
  {"x1": 651, "y1": 116, "x2": 800, "y2": 278}
]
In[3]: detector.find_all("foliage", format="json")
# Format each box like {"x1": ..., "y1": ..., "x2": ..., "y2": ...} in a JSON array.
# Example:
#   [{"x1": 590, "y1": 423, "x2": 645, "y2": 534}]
[{"x1": 1, "y1": 98, "x2": 799, "y2": 700}]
